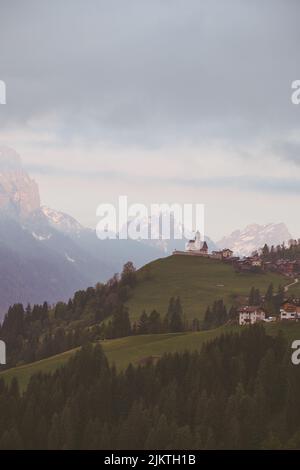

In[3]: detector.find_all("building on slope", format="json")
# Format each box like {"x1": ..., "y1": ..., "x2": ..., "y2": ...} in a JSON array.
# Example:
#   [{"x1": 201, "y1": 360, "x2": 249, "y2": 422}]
[
  {"x1": 211, "y1": 248, "x2": 234, "y2": 260},
  {"x1": 173, "y1": 230, "x2": 208, "y2": 256},
  {"x1": 280, "y1": 301, "x2": 300, "y2": 321},
  {"x1": 185, "y1": 231, "x2": 208, "y2": 254},
  {"x1": 238, "y1": 306, "x2": 266, "y2": 325}
]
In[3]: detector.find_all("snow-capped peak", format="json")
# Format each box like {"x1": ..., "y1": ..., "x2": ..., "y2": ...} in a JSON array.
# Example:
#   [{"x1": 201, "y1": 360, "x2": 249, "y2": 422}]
[
  {"x1": 217, "y1": 222, "x2": 293, "y2": 256},
  {"x1": 65, "y1": 253, "x2": 75, "y2": 263},
  {"x1": 0, "y1": 146, "x2": 40, "y2": 218},
  {"x1": 41, "y1": 206, "x2": 83, "y2": 235},
  {"x1": 32, "y1": 231, "x2": 52, "y2": 241}
]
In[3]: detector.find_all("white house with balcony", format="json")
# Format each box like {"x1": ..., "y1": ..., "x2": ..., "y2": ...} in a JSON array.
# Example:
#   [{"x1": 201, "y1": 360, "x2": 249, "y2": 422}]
[
  {"x1": 239, "y1": 306, "x2": 266, "y2": 325},
  {"x1": 280, "y1": 302, "x2": 300, "y2": 321}
]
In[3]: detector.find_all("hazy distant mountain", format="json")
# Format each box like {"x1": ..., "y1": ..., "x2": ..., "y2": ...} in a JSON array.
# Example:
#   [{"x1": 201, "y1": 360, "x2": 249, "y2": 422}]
[
  {"x1": 41, "y1": 206, "x2": 83, "y2": 235},
  {"x1": 0, "y1": 147, "x2": 162, "y2": 319},
  {"x1": 119, "y1": 213, "x2": 217, "y2": 255},
  {"x1": 0, "y1": 146, "x2": 40, "y2": 219},
  {"x1": 0, "y1": 146, "x2": 293, "y2": 319},
  {"x1": 0, "y1": 216, "x2": 94, "y2": 313},
  {"x1": 217, "y1": 223, "x2": 293, "y2": 256},
  {"x1": 39, "y1": 206, "x2": 163, "y2": 274}
]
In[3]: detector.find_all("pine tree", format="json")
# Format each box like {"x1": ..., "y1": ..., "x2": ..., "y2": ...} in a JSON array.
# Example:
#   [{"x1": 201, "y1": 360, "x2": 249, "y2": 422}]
[
  {"x1": 164, "y1": 297, "x2": 175, "y2": 331},
  {"x1": 265, "y1": 283, "x2": 274, "y2": 302},
  {"x1": 203, "y1": 306, "x2": 212, "y2": 329},
  {"x1": 121, "y1": 261, "x2": 137, "y2": 288},
  {"x1": 169, "y1": 297, "x2": 184, "y2": 332},
  {"x1": 111, "y1": 306, "x2": 131, "y2": 338},
  {"x1": 249, "y1": 287, "x2": 255, "y2": 305},
  {"x1": 148, "y1": 310, "x2": 161, "y2": 334},
  {"x1": 138, "y1": 310, "x2": 149, "y2": 334}
]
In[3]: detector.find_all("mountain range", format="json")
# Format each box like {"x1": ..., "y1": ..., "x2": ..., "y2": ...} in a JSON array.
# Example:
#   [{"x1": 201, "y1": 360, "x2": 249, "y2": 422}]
[
  {"x1": 0, "y1": 147, "x2": 163, "y2": 318},
  {"x1": 216, "y1": 223, "x2": 293, "y2": 256},
  {"x1": 0, "y1": 146, "x2": 294, "y2": 319}
]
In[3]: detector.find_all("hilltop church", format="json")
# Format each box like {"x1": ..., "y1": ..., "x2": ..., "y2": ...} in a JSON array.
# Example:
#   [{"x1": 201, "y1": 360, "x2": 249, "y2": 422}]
[
  {"x1": 185, "y1": 231, "x2": 208, "y2": 255},
  {"x1": 173, "y1": 230, "x2": 234, "y2": 259}
]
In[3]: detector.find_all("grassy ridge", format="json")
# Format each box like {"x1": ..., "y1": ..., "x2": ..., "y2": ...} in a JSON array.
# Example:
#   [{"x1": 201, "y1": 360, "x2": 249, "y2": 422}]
[
  {"x1": 287, "y1": 282, "x2": 300, "y2": 298},
  {"x1": 127, "y1": 255, "x2": 287, "y2": 322},
  {"x1": 2, "y1": 322, "x2": 300, "y2": 392},
  {"x1": 0, "y1": 326, "x2": 232, "y2": 391},
  {"x1": 0, "y1": 255, "x2": 293, "y2": 392}
]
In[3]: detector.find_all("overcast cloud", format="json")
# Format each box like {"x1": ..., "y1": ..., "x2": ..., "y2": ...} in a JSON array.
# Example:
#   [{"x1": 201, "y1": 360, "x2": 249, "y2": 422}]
[{"x1": 0, "y1": 0, "x2": 299, "y2": 239}]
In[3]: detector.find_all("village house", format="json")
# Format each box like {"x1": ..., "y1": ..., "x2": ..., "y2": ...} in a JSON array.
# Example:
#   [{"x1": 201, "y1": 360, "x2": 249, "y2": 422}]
[
  {"x1": 264, "y1": 261, "x2": 273, "y2": 270},
  {"x1": 280, "y1": 301, "x2": 300, "y2": 321},
  {"x1": 238, "y1": 306, "x2": 266, "y2": 325},
  {"x1": 234, "y1": 256, "x2": 264, "y2": 273},
  {"x1": 250, "y1": 257, "x2": 263, "y2": 267},
  {"x1": 235, "y1": 259, "x2": 253, "y2": 272},
  {"x1": 211, "y1": 248, "x2": 233, "y2": 260},
  {"x1": 276, "y1": 260, "x2": 297, "y2": 277},
  {"x1": 222, "y1": 248, "x2": 234, "y2": 258},
  {"x1": 210, "y1": 251, "x2": 222, "y2": 260}
]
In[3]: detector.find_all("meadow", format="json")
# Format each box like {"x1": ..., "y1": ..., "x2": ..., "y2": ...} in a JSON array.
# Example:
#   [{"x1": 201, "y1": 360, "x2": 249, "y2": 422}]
[
  {"x1": 127, "y1": 255, "x2": 287, "y2": 322},
  {"x1": 2, "y1": 321, "x2": 300, "y2": 392}
]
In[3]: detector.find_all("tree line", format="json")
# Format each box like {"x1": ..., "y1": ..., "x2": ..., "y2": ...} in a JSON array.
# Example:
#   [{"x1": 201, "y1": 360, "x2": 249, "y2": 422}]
[
  {"x1": 1, "y1": 258, "x2": 281, "y2": 369},
  {"x1": 0, "y1": 325, "x2": 299, "y2": 449},
  {"x1": 260, "y1": 240, "x2": 300, "y2": 262},
  {"x1": 247, "y1": 283, "x2": 285, "y2": 315},
  {"x1": 0, "y1": 262, "x2": 138, "y2": 368}
]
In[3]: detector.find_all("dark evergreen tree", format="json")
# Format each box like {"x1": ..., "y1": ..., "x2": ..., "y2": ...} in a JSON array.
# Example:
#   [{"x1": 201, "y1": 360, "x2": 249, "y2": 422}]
[
  {"x1": 138, "y1": 311, "x2": 149, "y2": 334},
  {"x1": 0, "y1": 327, "x2": 297, "y2": 450}
]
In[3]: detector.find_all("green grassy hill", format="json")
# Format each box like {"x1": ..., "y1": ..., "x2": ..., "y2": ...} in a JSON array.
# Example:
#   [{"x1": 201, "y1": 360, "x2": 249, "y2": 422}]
[
  {"x1": 2, "y1": 321, "x2": 300, "y2": 393},
  {"x1": 0, "y1": 254, "x2": 292, "y2": 392},
  {"x1": 287, "y1": 282, "x2": 300, "y2": 298},
  {"x1": 0, "y1": 326, "x2": 232, "y2": 391},
  {"x1": 126, "y1": 255, "x2": 287, "y2": 322}
]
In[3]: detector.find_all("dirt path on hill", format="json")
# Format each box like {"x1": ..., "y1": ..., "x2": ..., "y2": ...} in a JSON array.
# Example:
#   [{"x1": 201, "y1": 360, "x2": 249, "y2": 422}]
[{"x1": 284, "y1": 278, "x2": 299, "y2": 292}]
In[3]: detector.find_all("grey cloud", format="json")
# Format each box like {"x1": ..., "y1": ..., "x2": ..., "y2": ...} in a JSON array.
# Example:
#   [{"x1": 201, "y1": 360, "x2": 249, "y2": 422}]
[
  {"x1": 0, "y1": 0, "x2": 300, "y2": 147},
  {"x1": 27, "y1": 162, "x2": 300, "y2": 194},
  {"x1": 26, "y1": 163, "x2": 124, "y2": 180},
  {"x1": 167, "y1": 175, "x2": 300, "y2": 194},
  {"x1": 272, "y1": 141, "x2": 300, "y2": 166}
]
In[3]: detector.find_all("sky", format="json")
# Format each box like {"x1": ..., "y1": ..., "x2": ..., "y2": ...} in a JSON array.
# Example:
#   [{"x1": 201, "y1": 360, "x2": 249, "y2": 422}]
[{"x1": 0, "y1": 0, "x2": 299, "y2": 241}]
